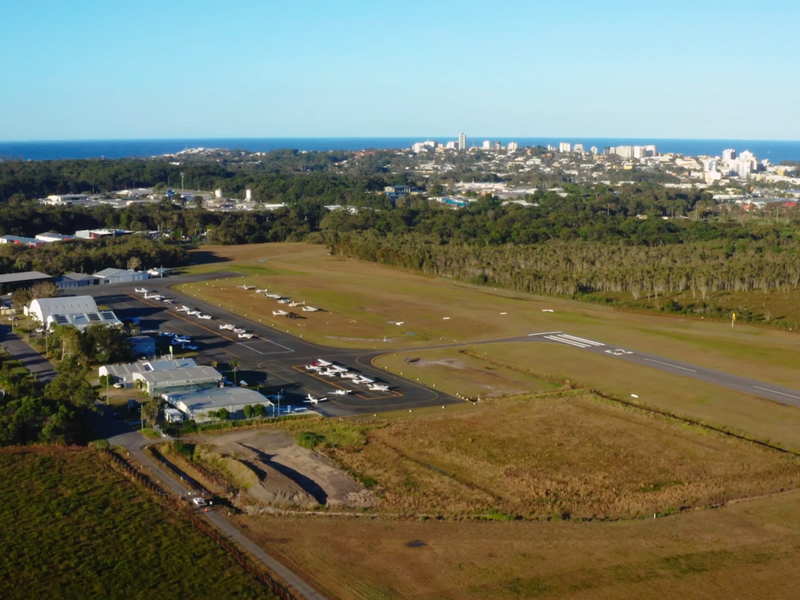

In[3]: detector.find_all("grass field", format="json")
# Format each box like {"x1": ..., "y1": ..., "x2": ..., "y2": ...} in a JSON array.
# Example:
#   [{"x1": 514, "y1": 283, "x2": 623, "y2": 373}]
[
  {"x1": 180, "y1": 243, "x2": 800, "y2": 389},
  {"x1": 0, "y1": 447, "x2": 269, "y2": 599},
  {"x1": 238, "y1": 488, "x2": 800, "y2": 600},
  {"x1": 376, "y1": 343, "x2": 800, "y2": 452},
  {"x1": 297, "y1": 393, "x2": 800, "y2": 520}
]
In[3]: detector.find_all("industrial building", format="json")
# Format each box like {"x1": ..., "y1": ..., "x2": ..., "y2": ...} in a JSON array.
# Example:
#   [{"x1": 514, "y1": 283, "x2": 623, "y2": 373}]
[
  {"x1": 55, "y1": 272, "x2": 101, "y2": 289},
  {"x1": 0, "y1": 235, "x2": 44, "y2": 247},
  {"x1": 100, "y1": 358, "x2": 198, "y2": 387},
  {"x1": 164, "y1": 386, "x2": 272, "y2": 422},
  {"x1": 25, "y1": 295, "x2": 122, "y2": 330},
  {"x1": 133, "y1": 366, "x2": 222, "y2": 396},
  {"x1": 0, "y1": 271, "x2": 53, "y2": 293},
  {"x1": 93, "y1": 268, "x2": 149, "y2": 284}
]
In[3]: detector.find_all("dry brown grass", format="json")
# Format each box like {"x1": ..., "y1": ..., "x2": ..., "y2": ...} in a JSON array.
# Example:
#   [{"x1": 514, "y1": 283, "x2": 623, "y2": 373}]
[
  {"x1": 237, "y1": 489, "x2": 800, "y2": 600},
  {"x1": 328, "y1": 393, "x2": 800, "y2": 520}
]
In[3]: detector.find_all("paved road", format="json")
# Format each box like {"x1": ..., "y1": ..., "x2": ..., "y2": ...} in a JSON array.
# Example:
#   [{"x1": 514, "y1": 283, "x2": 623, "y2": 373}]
[
  {"x1": 0, "y1": 324, "x2": 57, "y2": 383},
  {"x1": 91, "y1": 408, "x2": 327, "y2": 600}
]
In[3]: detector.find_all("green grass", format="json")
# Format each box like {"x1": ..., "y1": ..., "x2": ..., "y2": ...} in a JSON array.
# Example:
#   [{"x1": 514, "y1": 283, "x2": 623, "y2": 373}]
[{"x1": 0, "y1": 448, "x2": 271, "y2": 599}]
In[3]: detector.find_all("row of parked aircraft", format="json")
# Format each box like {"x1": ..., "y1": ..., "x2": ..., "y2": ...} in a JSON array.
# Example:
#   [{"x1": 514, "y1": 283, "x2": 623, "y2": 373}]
[
  {"x1": 175, "y1": 305, "x2": 212, "y2": 320},
  {"x1": 136, "y1": 288, "x2": 175, "y2": 305},
  {"x1": 303, "y1": 360, "x2": 391, "y2": 393},
  {"x1": 236, "y1": 283, "x2": 322, "y2": 313},
  {"x1": 218, "y1": 322, "x2": 255, "y2": 339}
]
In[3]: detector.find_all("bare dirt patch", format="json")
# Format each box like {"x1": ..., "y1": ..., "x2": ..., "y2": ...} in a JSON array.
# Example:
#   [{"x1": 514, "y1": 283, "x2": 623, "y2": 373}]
[{"x1": 192, "y1": 429, "x2": 372, "y2": 509}]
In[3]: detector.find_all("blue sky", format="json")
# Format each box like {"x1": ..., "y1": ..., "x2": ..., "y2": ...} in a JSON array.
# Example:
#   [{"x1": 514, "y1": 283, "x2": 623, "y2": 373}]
[{"x1": 2, "y1": 0, "x2": 798, "y2": 141}]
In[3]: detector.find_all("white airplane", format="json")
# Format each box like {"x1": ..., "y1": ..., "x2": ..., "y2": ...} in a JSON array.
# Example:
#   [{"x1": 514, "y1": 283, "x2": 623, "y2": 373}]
[
  {"x1": 176, "y1": 305, "x2": 191, "y2": 312},
  {"x1": 302, "y1": 306, "x2": 320, "y2": 312},
  {"x1": 321, "y1": 369, "x2": 340, "y2": 377},
  {"x1": 144, "y1": 292, "x2": 161, "y2": 299},
  {"x1": 236, "y1": 284, "x2": 255, "y2": 290},
  {"x1": 395, "y1": 321, "x2": 404, "y2": 326},
  {"x1": 354, "y1": 376, "x2": 374, "y2": 384},
  {"x1": 197, "y1": 314, "x2": 212, "y2": 320},
  {"x1": 161, "y1": 299, "x2": 174, "y2": 304},
  {"x1": 186, "y1": 310, "x2": 201, "y2": 316},
  {"x1": 330, "y1": 365, "x2": 349, "y2": 373},
  {"x1": 265, "y1": 293, "x2": 282, "y2": 299},
  {"x1": 316, "y1": 359, "x2": 332, "y2": 367},
  {"x1": 219, "y1": 323, "x2": 235, "y2": 330},
  {"x1": 305, "y1": 364, "x2": 322, "y2": 371},
  {"x1": 238, "y1": 333, "x2": 254, "y2": 339},
  {"x1": 304, "y1": 394, "x2": 328, "y2": 405},
  {"x1": 273, "y1": 310, "x2": 288, "y2": 316},
  {"x1": 277, "y1": 298, "x2": 291, "y2": 304},
  {"x1": 232, "y1": 328, "x2": 246, "y2": 334},
  {"x1": 331, "y1": 389, "x2": 352, "y2": 396},
  {"x1": 256, "y1": 289, "x2": 270, "y2": 294},
  {"x1": 340, "y1": 372, "x2": 359, "y2": 379},
  {"x1": 288, "y1": 301, "x2": 305, "y2": 307},
  {"x1": 368, "y1": 384, "x2": 390, "y2": 392},
  {"x1": 135, "y1": 287, "x2": 148, "y2": 293}
]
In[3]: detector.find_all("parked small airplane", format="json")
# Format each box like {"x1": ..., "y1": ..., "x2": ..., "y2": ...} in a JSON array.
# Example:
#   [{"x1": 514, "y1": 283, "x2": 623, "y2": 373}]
[
  {"x1": 316, "y1": 359, "x2": 332, "y2": 367},
  {"x1": 321, "y1": 369, "x2": 340, "y2": 377},
  {"x1": 219, "y1": 323, "x2": 235, "y2": 330},
  {"x1": 134, "y1": 288, "x2": 148, "y2": 294},
  {"x1": 232, "y1": 328, "x2": 246, "y2": 334},
  {"x1": 277, "y1": 298, "x2": 291, "y2": 304},
  {"x1": 255, "y1": 289, "x2": 270, "y2": 294},
  {"x1": 197, "y1": 314, "x2": 212, "y2": 320},
  {"x1": 181, "y1": 344, "x2": 198, "y2": 351},
  {"x1": 265, "y1": 293, "x2": 282, "y2": 299},
  {"x1": 273, "y1": 310, "x2": 288, "y2": 316},
  {"x1": 304, "y1": 394, "x2": 328, "y2": 405},
  {"x1": 368, "y1": 384, "x2": 390, "y2": 392},
  {"x1": 144, "y1": 292, "x2": 161, "y2": 299},
  {"x1": 236, "y1": 284, "x2": 255, "y2": 290},
  {"x1": 238, "y1": 333, "x2": 254, "y2": 339},
  {"x1": 176, "y1": 305, "x2": 191, "y2": 312},
  {"x1": 340, "y1": 372, "x2": 359, "y2": 379},
  {"x1": 305, "y1": 364, "x2": 322, "y2": 371},
  {"x1": 186, "y1": 310, "x2": 201, "y2": 316},
  {"x1": 302, "y1": 306, "x2": 320, "y2": 312},
  {"x1": 288, "y1": 301, "x2": 305, "y2": 307},
  {"x1": 331, "y1": 389, "x2": 352, "y2": 396}
]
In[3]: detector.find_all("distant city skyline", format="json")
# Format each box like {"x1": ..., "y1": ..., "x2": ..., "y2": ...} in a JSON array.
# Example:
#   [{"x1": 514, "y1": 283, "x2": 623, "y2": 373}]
[{"x1": 2, "y1": 0, "x2": 799, "y2": 141}]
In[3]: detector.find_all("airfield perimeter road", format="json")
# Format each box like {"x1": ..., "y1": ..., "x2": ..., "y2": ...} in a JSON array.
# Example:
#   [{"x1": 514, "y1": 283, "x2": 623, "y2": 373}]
[{"x1": 78, "y1": 272, "x2": 800, "y2": 414}]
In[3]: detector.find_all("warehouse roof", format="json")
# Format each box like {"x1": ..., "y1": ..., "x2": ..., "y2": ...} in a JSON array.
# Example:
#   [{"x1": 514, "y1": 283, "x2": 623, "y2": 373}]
[
  {"x1": 167, "y1": 386, "x2": 269, "y2": 414},
  {"x1": 134, "y1": 366, "x2": 222, "y2": 387},
  {"x1": 0, "y1": 271, "x2": 52, "y2": 285},
  {"x1": 29, "y1": 295, "x2": 99, "y2": 318},
  {"x1": 101, "y1": 358, "x2": 197, "y2": 379}
]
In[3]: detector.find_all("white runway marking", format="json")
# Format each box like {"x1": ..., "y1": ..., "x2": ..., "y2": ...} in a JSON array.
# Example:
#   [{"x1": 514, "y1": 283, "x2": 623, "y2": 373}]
[
  {"x1": 643, "y1": 358, "x2": 697, "y2": 372},
  {"x1": 237, "y1": 339, "x2": 295, "y2": 355},
  {"x1": 529, "y1": 331, "x2": 562, "y2": 336},
  {"x1": 559, "y1": 334, "x2": 605, "y2": 347},
  {"x1": 544, "y1": 335, "x2": 590, "y2": 348},
  {"x1": 753, "y1": 386, "x2": 800, "y2": 400}
]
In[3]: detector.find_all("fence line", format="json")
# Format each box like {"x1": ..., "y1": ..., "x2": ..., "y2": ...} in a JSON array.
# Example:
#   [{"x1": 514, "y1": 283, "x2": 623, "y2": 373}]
[{"x1": 102, "y1": 449, "x2": 298, "y2": 600}]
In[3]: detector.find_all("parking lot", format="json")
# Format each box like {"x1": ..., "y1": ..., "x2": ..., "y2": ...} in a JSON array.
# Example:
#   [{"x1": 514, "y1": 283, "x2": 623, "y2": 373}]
[{"x1": 81, "y1": 273, "x2": 459, "y2": 417}]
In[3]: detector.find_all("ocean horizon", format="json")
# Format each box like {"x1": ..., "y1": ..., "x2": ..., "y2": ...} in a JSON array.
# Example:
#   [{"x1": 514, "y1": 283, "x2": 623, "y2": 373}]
[{"x1": 1, "y1": 137, "x2": 799, "y2": 163}]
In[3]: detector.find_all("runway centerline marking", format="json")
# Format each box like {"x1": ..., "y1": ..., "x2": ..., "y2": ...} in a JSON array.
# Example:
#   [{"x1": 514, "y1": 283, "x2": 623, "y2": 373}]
[
  {"x1": 753, "y1": 386, "x2": 800, "y2": 400},
  {"x1": 643, "y1": 358, "x2": 697, "y2": 373}
]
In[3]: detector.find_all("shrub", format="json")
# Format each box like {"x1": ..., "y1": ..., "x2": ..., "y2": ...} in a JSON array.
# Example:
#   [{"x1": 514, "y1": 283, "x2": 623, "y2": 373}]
[
  {"x1": 243, "y1": 405, "x2": 254, "y2": 419},
  {"x1": 296, "y1": 431, "x2": 325, "y2": 449}
]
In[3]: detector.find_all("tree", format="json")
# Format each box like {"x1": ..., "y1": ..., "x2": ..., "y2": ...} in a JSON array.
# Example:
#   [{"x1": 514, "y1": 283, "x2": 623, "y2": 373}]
[
  {"x1": 141, "y1": 398, "x2": 160, "y2": 428},
  {"x1": 45, "y1": 356, "x2": 98, "y2": 410},
  {"x1": 252, "y1": 404, "x2": 266, "y2": 418},
  {"x1": 216, "y1": 407, "x2": 229, "y2": 421},
  {"x1": 11, "y1": 288, "x2": 32, "y2": 312},
  {"x1": 229, "y1": 359, "x2": 240, "y2": 386},
  {"x1": 30, "y1": 281, "x2": 59, "y2": 299},
  {"x1": 243, "y1": 404, "x2": 254, "y2": 419}
]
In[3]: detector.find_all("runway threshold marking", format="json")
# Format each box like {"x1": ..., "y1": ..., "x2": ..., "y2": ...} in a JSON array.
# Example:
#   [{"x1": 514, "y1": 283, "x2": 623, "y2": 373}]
[
  {"x1": 642, "y1": 357, "x2": 697, "y2": 373},
  {"x1": 544, "y1": 335, "x2": 590, "y2": 348},
  {"x1": 753, "y1": 386, "x2": 800, "y2": 400}
]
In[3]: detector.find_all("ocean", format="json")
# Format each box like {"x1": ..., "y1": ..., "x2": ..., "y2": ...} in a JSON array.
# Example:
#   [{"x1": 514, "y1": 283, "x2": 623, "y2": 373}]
[{"x1": 1, "y1": 137, "x2": 799, "y2": 163}]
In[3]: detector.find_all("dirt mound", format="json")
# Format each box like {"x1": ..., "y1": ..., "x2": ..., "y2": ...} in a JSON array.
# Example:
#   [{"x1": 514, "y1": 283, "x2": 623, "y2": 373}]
[{"x1": 193, "y1": 430, "x2": 373, "y2": 509}]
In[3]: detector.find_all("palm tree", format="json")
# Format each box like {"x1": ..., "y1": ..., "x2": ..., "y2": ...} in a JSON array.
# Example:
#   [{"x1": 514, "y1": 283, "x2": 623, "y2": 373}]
[{"x1": 229, "y1": 359, "x2": 240, "y2": 386}]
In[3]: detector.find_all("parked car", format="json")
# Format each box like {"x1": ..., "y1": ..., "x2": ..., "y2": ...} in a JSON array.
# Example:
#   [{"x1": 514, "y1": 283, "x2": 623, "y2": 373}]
[{"x1": 192, "y1": 497, "x2": 207, "y2": 507}]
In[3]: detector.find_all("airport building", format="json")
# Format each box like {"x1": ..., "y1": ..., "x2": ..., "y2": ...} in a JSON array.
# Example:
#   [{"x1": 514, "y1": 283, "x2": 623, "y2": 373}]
[
  {"x1": 25, "y1": 295, "x2": 122, "y2": 330},
  {"x1": 100, "y1": 358, "x2": 198, "y2": 387},
  {"x1": 164, "y1": 386, "x2": 272, "y2": 422},
  {"x1": 0, "y1": 271, "x2": 53, "y2": 294},
  {"x1": 93, "y1": 268, "x2": 149, "y2": 284},
  {"x1": 133, "y1": 366, "x2": 222, "y2": 396}
]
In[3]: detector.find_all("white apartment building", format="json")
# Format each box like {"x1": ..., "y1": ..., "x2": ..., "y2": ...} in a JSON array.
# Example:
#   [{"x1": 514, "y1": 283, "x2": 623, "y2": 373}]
[
  {"x1": 458, "y1": 133, "x2": 467, "y2": 151},
  {"x1": 722, "y1": 149, "x2": 737, "y2": 162},
  {"x1": 507, "y1": 141, "x2": 520, "y2": 152},
  {"x1": 482, "y1": 140, "x2": 492, "y2": 150},
  {"x1": 559, "y1": 142, "x2": 572, "y2": 153},
  {"x1": 573, "y1": 143, "x2": 585, "y2": 154}
]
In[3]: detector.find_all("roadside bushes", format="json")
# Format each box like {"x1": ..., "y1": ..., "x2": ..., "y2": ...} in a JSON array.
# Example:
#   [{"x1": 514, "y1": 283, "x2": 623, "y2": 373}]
[{"x1": 296, "y1": 432, "x2": 325, "y2": 450}]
